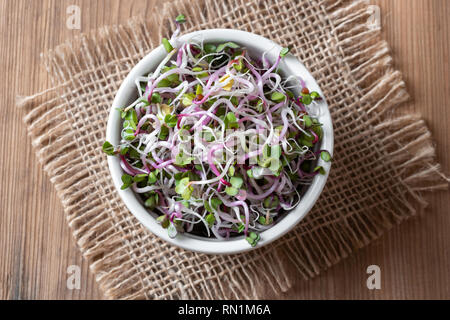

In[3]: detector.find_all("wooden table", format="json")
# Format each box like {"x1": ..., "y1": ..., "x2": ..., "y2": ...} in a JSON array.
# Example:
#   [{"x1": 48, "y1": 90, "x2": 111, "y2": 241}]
[{"x1": 0, "y1": 0, "x2": 448, "y2": 299}]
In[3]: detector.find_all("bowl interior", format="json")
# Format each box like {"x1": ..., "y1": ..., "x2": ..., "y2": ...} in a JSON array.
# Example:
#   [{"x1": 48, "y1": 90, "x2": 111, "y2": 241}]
[{"x1": 106, "y1": 29, "x2": 333, "y2": 254}]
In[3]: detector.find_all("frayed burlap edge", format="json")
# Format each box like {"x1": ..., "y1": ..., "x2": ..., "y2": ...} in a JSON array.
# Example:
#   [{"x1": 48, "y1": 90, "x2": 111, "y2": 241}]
[{"x1": 18, "y1": 0, "x2": 448, "y2": 299}]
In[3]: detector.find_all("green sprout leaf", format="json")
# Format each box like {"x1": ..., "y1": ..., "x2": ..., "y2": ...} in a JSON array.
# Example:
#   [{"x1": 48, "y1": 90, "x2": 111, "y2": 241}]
[
  {"x1": 201, "y1": 130, "x2": 215, "y2": 142},
  {"x1": 182, "y1": 92, "x2": 196, "y2": 107},
  {"x1": 205, "y1": 213, "x2": 216, "y2": 227},
  {"x1": 162, "y1": 65, "x2": 176, "y2": 74},
  {"x1": 175, "y1": 14, "x2": 186, "y2": 23},
  {"x1": 270, "y1": 144, "x2": 282, "y2": 159},
  {"x1": 298, "y1": 132, "x2": 314, "y2": 147},
  {"x1": 181, "y1": 200, "x2": 190, "y2": 208},
  {"x1": 230, "y1": 176, "x2": 243, "y2": 189},
  {"x1": 157, "y1": 78, "x2": 172, "y2": 88},
  {"x1": 229, "y1": 96, "x2": 238, "y2": 106},
  {"x1": 175, "y1": 177, "x2": 193, "y2": 200},
  {"x1": 312, "y1": 124, "x2": 324, "y2": 141},
  {"x1": 310, "y1": 91, "x2": 320, "y2": 99},
  {"x1": 233, "y1": 58, "x2": 244, "y2": 71},
  {"x1": 150, "y1": 92, "x2": 162, "y2": 104},
  {"x1": 246, "y1": 232, "x2": 261, "y2": 247},
  {"x1": 118, "y1": 107, "x2": 127, "y2": 119},
  {"x1": 139, "y1": 98, "x2": 150, "y2": 106},
  {"x1": 204, "y1": 197, "x2": 222, "y2": 213},
  {"x1": 166, "y1": 73, "x2": 179, "y2": 83},
  {"x1": 129, "y1": 147, "x2": 140, "y2": 159},
  {"x1": 175, "y1": 150, "x2": 194, "y2": 166},
  {"x1": 263, "y1": 195, "x2": 279, "y2": 209},
  {"x1": 130, "y1": 148, "x2": 142, "y2": 159},
  {"x1": 280, "y1": 46, "x2": 291, "y2": 58},
  {"x1": 258, "y1": 216, "x2": 273, "y2": 225},
  {"x1": 164, "y1": 114, "x2": 177, "y2": 128},
  {"x1": 212, "y1": 197, "x2": 222, "y2": 210},
  {"x1": 102, "y1": 141, "x2": 115, "y2": 156},
  {"x1": 320, "y1": 151, "x2": 332, "y2": 162},
  {"x1": 148, "y1": 171, "x2": 158, "y2": 184},
  {"x1": 144, "y1": 193, "x2": 159, "y2": 209},
  {"x1": 157, "y1": 215, "x2": 170, "y2": 229},
  {"x1": 124, "y1": 109, "x2": 138, "y2": 128},
  {"x1": 301, "y1": 94, "x2": 312, "y2": 105},
  {"x1": 133, "y1": 174, "x2": 148, "y2": 183},
  {"x1": 195, "y1": 84, "x2": 203, "y2": 96},
  {"x1": 122, "y1": 129, "x2": 135, "y2": 141},
  {"x1": 224, "y1": 112, "x2": 239, "y2": 129},
  {"x1": 119, "y1": 146, "x2": 129, "y2": 155},
  {"x1": 269, "y1": 158, "x2": 282, "y2": 176},
  {"x1": 162, "y1": 38, "x2": 174, "y2": 53},
  {"x1": 216, "y1": 42, "x2": 240, "y2": 53},
  {"x1": 302, "y1": 115, "x2": 312, "y2": 128},
  {"x1": 174, "y1": 172, "x2": 184, "y2": 181},
  {"x1": 120, "y1": 174, "x2": 133, "y2": 190},
  {"x1": 257, "y1": 144, "x2": 283, "y2": 175},
  {"x1": 204, "y1": 44, "x2": 217, "y2": 54},
  {"x1": 286, "y1": 90, "x2": 294, "y2": 99},
  {"x1": 225, "y1": 186, "x2": 239, "y2": 196},
  {"x1": 250, "y1": 232, "x2": 259, "y2": 240},
  {"x1": 255, "y1": 99, "x2": 264, "y2": 112},
  {"x1": 270, "y1": 91, "x2": 286, "y2": 102},
  {"x1": 313, "y1": 166, "x2": 326, "y2": 175},
  {"x1": 159, "y1": 125, "x2": 169, "y2": 140},
  {"x1": 123, "y1": 119, "x2": 135, "y2": 131},
  {"x1": 225, "y1": 176, "x2": 243, "y2": 196}
]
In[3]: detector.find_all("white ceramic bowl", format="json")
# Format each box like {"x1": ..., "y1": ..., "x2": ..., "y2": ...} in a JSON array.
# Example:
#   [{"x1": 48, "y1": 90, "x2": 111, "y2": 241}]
[{"x1": 107, "y1": 29, "x2": 333, "y2": 255}]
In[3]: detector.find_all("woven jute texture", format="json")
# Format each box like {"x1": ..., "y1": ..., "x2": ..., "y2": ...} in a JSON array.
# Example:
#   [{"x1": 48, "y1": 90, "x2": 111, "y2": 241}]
[{"x1": 19, "y1": 0, "x2": 448, "y2": 299}]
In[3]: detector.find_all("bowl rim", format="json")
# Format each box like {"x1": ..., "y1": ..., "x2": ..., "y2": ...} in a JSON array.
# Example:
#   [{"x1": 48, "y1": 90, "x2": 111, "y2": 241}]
[{"x1": 106, "y1": 28, "x2": 334, "y2": 255}]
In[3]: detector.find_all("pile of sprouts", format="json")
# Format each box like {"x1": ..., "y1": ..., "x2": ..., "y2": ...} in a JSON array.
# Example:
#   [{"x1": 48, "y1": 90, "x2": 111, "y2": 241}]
[{"x1": 103, "y1": 15, "x2": 331, "y2": 246}]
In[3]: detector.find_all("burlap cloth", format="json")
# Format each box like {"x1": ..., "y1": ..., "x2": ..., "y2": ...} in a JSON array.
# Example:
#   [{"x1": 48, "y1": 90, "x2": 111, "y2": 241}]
[{"x1": 18, "y1": 0, "x2": 448, "y2": 299}]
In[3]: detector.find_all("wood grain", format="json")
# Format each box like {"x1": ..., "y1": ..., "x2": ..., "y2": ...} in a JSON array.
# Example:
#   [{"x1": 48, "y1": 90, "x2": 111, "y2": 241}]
[{"x1": 0, "y1": 0, "x2": 448, "y2": 300}]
